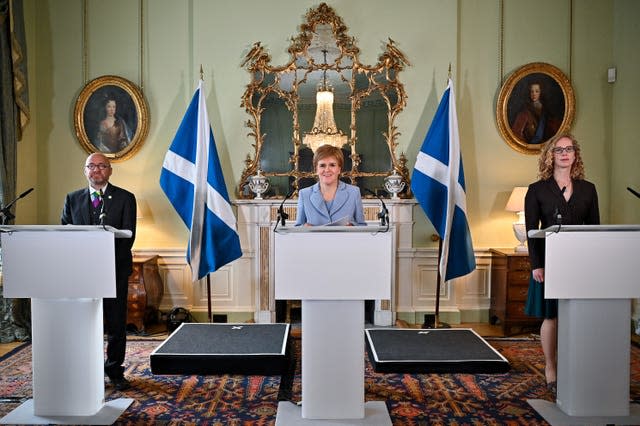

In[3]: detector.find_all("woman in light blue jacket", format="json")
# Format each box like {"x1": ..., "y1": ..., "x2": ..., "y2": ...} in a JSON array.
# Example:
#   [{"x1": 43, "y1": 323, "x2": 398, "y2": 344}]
[{"x1": 295, "y1": 145, "x2": 367, "y2": 226}]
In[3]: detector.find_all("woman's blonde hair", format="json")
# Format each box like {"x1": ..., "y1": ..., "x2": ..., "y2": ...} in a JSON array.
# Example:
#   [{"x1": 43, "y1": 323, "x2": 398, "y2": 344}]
[
  {"x1": 537, "y1": 133, "x2": 585, "y2": 180},
  {"x1": 312, "y1": 144, "x2": 344, "y2": 170}
]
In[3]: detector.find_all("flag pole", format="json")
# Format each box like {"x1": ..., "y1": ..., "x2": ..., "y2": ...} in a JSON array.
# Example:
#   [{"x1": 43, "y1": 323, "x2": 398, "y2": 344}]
[
  {"x1": 434, "y1": 235, "x2": 450, "y2": 328},
  {"x1": 200, "y1": 64, "x2": 213, "y2": 323},
  {"x1": 206, "y1": 274, "x2": 213, "y2": 322},
  {"x1": 435, "y1": 237, "x2": 442, "y2": 327}
]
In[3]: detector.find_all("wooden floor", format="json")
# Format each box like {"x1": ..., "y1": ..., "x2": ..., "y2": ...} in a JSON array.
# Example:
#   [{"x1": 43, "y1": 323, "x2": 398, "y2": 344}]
[{"x1": 0, "y1": 340, "x2": 22, "y2": 357}]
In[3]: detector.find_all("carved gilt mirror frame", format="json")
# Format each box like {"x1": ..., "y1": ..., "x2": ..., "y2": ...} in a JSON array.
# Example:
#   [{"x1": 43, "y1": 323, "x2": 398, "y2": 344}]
[{"x1": 238, "y1": 3, "x2": 410, "y2": 199}]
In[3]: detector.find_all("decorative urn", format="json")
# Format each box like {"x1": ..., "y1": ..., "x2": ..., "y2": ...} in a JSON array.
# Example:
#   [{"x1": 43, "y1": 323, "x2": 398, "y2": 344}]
[
  {"x1": 248, "y1": 170, "x2": 269, "y2": 200},
  {"x1": 384, "y1": 171, "x2": 405, "y2": 199}
]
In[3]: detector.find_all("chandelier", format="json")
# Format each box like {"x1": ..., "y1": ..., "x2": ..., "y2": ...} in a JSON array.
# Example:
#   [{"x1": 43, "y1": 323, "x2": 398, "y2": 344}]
[{"x1": 303, "y1": 49, "x2": 348, "y2": 152}]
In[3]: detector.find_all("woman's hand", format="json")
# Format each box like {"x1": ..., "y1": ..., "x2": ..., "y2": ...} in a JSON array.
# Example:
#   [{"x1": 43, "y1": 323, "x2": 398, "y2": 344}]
[{"x1": 532, "y1": 267, "x2": 544, "y2": 283}]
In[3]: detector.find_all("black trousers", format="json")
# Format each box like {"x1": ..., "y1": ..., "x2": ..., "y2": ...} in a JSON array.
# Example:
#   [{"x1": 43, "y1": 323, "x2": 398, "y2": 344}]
[{"x1": 103, "y1": 272, "x2": 129, "y2": 380}]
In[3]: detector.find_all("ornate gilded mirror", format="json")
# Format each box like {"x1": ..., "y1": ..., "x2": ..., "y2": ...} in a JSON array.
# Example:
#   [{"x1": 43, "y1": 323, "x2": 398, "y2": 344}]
[{"x1": 238, "y1": 3, "x2": 410, "y2": 198}]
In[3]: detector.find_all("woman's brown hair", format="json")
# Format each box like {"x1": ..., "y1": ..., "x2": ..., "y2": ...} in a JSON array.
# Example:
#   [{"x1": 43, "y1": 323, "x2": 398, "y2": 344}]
[{"x1": 312, "y1": 144, "x2": 344, "y2": 171}]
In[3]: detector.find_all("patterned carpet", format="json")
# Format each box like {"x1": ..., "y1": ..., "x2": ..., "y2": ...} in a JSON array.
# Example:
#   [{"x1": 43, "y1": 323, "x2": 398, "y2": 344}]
[{"x1": 1, "y1": 336, "x2": 638, "y2": 425}]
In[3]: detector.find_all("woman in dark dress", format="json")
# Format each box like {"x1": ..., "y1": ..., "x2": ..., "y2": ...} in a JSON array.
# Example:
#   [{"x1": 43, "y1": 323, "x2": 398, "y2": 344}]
[{"x1": 524, "y1": 133, "x2": 600, "y2": 388}]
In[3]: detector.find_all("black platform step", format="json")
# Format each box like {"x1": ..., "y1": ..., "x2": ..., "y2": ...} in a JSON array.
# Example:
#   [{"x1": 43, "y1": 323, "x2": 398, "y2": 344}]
[
  {"x1": 150, "y1": 323, "x2": 290, "y2": 375},
  {"x1": 365, "y1": 328, "x2": 510, "y2": 374}
]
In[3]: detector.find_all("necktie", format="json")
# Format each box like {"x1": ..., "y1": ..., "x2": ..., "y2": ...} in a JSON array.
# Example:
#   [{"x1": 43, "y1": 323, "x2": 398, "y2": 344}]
[{"x1": 92, "y1": 191, "x2": 102, "y2": 209}]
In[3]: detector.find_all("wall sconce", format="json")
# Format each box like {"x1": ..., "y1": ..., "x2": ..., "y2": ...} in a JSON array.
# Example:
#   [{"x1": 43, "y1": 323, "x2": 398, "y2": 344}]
[{"x1": 505, "y1": 186, "x2": 528, "y2": 252}]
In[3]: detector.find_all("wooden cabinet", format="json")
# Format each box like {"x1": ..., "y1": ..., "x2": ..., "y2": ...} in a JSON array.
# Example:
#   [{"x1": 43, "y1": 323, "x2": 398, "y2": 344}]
[
  {"x1": 489, "y1": 249, "x2": 541, "y2": 336},
  {"x1": 127, "y1": 255, "x2": 164, "y2": 332}
]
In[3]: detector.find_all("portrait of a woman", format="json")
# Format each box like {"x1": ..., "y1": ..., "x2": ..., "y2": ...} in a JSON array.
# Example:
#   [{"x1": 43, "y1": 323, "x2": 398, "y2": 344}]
[
  {"x1": 75, "y1": 76, "x2": 148, "y2": 161},
  {"x1": 93, "y1": 95, "x2": 132, "y2": 153}
]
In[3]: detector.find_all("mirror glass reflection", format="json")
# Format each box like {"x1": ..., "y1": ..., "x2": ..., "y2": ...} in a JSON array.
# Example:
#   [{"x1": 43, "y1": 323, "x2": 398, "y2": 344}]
[{"x1": 239, "y1": 3, "x2": 410, "y2": 199}]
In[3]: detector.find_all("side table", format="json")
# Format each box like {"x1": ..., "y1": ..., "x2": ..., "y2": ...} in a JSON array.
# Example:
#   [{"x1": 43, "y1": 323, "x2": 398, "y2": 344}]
[
  {"x1": 127, "y1": 255, "x2": 164, "y2": 332},
  {"x1": 489, "y1": 248, "x2": 541, "y2": 336}
]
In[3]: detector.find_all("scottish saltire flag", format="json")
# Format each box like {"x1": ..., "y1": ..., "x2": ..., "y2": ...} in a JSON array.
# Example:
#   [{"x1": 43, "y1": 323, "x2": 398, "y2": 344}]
[
  {"x1": 411, "y1": 78, "x2": 476, "y2": 281},
  {"x1": 160, "y1": 80, "x2": 242, "y2": 281}
]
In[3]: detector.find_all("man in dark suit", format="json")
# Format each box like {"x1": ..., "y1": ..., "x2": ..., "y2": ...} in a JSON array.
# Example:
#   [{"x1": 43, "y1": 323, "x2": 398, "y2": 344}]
[{"x1": 61, "y1": 152, "x2": 136, "y2": 391}]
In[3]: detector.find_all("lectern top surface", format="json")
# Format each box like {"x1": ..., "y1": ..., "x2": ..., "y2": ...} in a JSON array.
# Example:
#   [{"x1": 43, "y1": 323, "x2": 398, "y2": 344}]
[
  {"x1": 0, "y1": 224, "x2": 132, "y2": 238},
  {"x1": 275, "y1": 225, "x2": 389, "y2": 233},
  {"x1": 528, "y1": 224, "x2": 640, "y2": 238}
]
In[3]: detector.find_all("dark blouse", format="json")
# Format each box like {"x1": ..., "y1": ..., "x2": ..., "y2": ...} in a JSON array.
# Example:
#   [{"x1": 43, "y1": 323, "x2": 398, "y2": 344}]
[{"x1": 525, "y1": 178, "x2": 600, "y2": 270}]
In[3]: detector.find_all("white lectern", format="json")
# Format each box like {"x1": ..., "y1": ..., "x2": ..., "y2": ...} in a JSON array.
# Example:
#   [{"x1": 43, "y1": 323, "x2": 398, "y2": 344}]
[
  {"x1": 527, "y1": 225, "x2": 640, "y2": 425},
  {"x1": 274, "y1": 226, "x2": 393, "y2": 425},
  {"x1": 0, "y1": 225, "x2": 133, "y2": 425}
]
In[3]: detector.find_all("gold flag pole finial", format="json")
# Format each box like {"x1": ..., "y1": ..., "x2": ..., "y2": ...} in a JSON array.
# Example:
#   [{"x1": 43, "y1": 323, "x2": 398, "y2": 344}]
[
  {"x1": 448, "y1": 63, "x2": 452, "y2": 81},
  {"x1": 200, "y1": 64, "x2": 204, "y2": 81}
]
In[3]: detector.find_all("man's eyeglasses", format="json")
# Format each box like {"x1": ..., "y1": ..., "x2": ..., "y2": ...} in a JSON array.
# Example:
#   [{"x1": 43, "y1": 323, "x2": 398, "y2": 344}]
[
  {"x1": 552, "y1": 146, "x2": 575, "y2": 154},
  {"x1": 85, "y1": 163, "x2": 110, "y2": 170}
]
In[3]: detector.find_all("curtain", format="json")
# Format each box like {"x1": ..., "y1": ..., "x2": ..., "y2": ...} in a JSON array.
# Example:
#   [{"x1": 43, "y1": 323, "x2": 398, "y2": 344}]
[{"x1": 0, "y1": 0, "x2": 30, "y2": 343}]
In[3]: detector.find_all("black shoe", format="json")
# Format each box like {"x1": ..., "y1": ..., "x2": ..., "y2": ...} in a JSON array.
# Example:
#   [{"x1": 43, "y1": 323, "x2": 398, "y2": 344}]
[{"x1": 110, "y1": 376, "x2": 131, "y2": 391}]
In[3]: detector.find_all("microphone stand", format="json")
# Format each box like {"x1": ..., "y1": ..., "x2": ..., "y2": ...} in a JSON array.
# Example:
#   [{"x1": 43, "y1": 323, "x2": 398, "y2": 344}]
[
  {"x1": 554, "y1": 207, "x2": 563, "y2": 233},
  {"x1": 98, "y1": 189, "x2": 107, "y2": 227},
  {"x1": 0, "y1": 188, "x2": 34, "y2": 225},
  {"x1": 365, "y1": 189, "x2": 390, "y2": 231},
  {"x1": 274, "y1": 189, "x2": 294, "y2": 232}
]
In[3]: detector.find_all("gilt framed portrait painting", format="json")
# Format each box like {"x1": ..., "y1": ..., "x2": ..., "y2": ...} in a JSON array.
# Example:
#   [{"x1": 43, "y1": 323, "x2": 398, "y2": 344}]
[
  {"x1": 496, "y1": 62, "x2": 575, "y2": 155},
  {"x1": 74, "y1": 75, "x2": 149, "y2": 161}
]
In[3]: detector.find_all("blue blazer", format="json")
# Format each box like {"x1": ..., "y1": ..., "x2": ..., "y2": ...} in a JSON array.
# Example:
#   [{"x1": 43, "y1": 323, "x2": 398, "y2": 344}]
[{"x1": 295, "y1": 181, "x2": 367, "y2": 226}]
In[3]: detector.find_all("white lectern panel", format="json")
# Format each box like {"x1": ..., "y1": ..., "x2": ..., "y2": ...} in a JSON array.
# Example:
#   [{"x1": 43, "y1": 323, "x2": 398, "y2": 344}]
[
  {"x1": 557, "y1": 299, "x2": 630, "y2": 416},
  {"x1": 543, "y1": 229, "x2": 640, "y2": 299},
  {"x1": 526, "y1": 224, "x2": 640, "y2": 423},
  {"x1": 0, "y1": 225, "x2": 132, "y2": 422},
  {"x1": 2, "y1": 229, "x2": 115, "y2": 298},
  {"x1": 274, "y1": 229, "x2": 391, "y2": 300},
  {"x1": 273, "y1": 227, "x2": 393, "y2": 423},
  {"x1": 31, "y1": 298, "x2": 105, "y2": 415},
  {"x1": 302, "y1": 300, "x2": 364, "y2": 419}
]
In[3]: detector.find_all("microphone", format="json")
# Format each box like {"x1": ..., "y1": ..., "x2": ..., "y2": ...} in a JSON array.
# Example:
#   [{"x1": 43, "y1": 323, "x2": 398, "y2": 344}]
[
  {"x1": 554, "y1": 206, "x2": 562, "y2": 225},
  {"x1": 365, "y1": 188, "x2": 389, "y2": 226},
  {"x1": 99, "y1": 189, "x2": 107, "y2": 225},
  {"x1": 0, "y1": 187, "x2": 35, "y2": 224},
  {"x1": 17, "y1": 188, "x2": 34, "y2": 199},
  {"x1": 561, "y1": 186, "x2": 567, "y2": 194},
  {"x1": 278, "y1": 189, "x2": 294, "y2": 226},
  {"x1": 627, "y1": 187, "x2": 640, "y2": 199}
]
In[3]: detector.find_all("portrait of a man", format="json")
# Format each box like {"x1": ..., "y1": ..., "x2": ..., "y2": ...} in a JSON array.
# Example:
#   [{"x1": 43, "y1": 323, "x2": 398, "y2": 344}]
[
  {"x1": 507, "y1": 74, "x2": 564, "y2": 145},
  {"x1": 496, "y1": 62, "x2": 575, "y2": 155}
]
